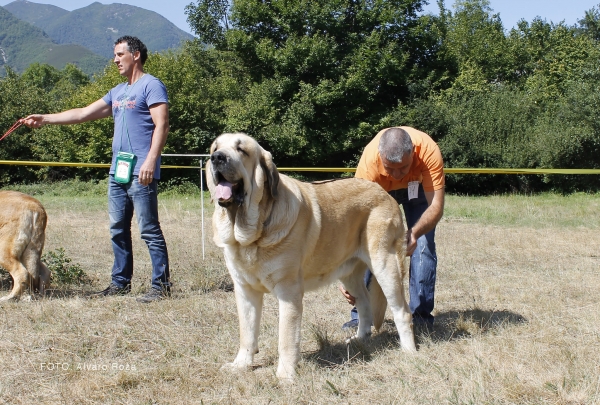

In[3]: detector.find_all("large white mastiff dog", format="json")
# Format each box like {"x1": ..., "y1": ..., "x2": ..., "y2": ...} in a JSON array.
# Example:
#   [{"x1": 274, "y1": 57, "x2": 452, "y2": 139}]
[
  {"x1": 206, "y1": 133, "x2": 416, "y2": 380},
  {"x1": 0, "y1": 190, "x2": 50, "y2": 301}
]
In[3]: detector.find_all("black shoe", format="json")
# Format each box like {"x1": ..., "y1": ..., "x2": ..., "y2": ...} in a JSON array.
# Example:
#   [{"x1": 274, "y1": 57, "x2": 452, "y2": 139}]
[
  {"x1": 90, "y1": 283, "x2": 131, "y2": 298},
  {"x1": 341, "y1": 318, "x2": 359, "y2": 331},
  {"x1": 136, "y1": 287, "x2": 170, "y2": 303},
  {"x1": 412, "y1": 314, "x2": 435, "y2": 327}
]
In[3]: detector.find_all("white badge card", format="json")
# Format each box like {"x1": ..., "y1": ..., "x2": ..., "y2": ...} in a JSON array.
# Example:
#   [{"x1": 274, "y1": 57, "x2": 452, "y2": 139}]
[
  {"x1": 116, "y1": 159, "x2": 131, "y2": 179},
  {"x1": 408, "y1": 181, "x2": 419, "y2": 200}
]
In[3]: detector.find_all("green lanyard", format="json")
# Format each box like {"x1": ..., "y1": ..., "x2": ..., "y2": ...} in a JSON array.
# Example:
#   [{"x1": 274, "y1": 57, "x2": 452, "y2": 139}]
[
  {"x1": 119, "y1": 75, "x2": 143, "y2": 153},
  {"x1": 114, "y1": 75, "x2": 143, "y2": 184}
]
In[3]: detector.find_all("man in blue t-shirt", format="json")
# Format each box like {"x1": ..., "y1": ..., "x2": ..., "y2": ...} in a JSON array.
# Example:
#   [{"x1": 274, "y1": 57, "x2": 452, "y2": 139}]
[{"x1": 22, "y1": 36, "x2": 171, "y2": 303}]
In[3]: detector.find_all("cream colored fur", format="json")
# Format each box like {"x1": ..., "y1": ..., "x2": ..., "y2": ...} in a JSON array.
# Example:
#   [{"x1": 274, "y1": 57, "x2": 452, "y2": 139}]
[
  {"x1": 206, "y1": 133, "x2": 416, "y2": 380},
  {"x1": 0, "y1": 190, "x2": 50, "y2": 302}
]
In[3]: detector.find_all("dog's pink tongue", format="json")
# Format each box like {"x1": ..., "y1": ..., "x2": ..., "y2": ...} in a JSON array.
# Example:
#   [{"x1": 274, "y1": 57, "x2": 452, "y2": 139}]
[{"x1": 215, "y1": 181, "x2": 233, "y2": 200}]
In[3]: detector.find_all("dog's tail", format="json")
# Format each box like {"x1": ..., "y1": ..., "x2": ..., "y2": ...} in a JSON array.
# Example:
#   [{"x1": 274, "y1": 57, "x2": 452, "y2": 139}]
[{"x1": 369, "y1": 276, "x2": 387, "y2": 332}]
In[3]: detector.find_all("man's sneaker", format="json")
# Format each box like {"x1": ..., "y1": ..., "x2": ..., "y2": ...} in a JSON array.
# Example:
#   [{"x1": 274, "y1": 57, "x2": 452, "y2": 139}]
[
  {"x1": 136, "y1": 287, "x2": 169, "y2": 303},
  {"x1": 341, "y1": 318, "x2": 359, "y2": 331},
  {"x1": 412, "y1": 315, "x2": 435, "y2": 327},
  {"x1": 90, "y1": 283, "x2": 131, "y2": 298}
]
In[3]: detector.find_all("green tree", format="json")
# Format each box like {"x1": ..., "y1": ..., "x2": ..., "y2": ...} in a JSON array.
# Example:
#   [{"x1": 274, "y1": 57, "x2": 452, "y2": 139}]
[
  {"x1": 50, "y1": 64, "x2": 91, "y2": 101},
  {"x1": 144, "y1": 45, "x2": 249, "y2": 181},
  {"x1": 504, "y1": 18, "x2": 600, "y2": 102},
  {"x1": 20, "y1": 63, "x2": 61, "y2": 93},
  {"x1": 577, "y1": 5, "x2": 600, "y2": 40},
  {"x1": 0, "y1": 67, "x2": 54, "y2": 185},
  {"x1": 186, "y1": 0, "x2": 445, "y2": 168},
  {"x1": 397, "y1": 3, "x2": 600, "y2": 193},
  {"x1": 442, "y1": 0, "x2": 511, "y2": 90},
  {"x1": 185, "y1": 0, "x2": 230, "y2": 46},
  {"x1": 21, "y1": 63, "x2": 90, "y2": 102},
  {"x1": 29, "y1": 64, "x2": 120, "y2": 181}
]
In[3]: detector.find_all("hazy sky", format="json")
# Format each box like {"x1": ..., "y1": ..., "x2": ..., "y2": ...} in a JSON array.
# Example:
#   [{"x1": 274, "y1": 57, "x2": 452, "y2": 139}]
[
  {"x1": 1, "y1": 0, "x2": 599, "y2": 36},
  {"x1": 422, "y1": 0, "x2": 599, "y2": 29}
]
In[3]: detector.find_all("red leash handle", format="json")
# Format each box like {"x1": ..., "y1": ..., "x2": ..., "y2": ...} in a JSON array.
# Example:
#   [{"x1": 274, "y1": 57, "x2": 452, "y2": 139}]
[{"x1": 0, "y1": 119, "x2": 24, "y2": 142}]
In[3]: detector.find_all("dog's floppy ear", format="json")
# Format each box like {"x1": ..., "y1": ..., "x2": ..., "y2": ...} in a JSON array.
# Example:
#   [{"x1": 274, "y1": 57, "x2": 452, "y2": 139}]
[{"x1": 260, "y1": 148, "x2": 279, "y2": 198}]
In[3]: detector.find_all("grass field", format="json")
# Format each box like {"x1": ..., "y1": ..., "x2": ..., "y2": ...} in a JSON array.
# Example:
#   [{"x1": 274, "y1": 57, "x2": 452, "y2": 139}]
[{"x1": 1, "y1": 182, "x2": 599, "y2": 404}]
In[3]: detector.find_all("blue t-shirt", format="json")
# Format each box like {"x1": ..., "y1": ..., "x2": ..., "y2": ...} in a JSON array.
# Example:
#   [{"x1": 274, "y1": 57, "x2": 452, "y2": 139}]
[{"x1": 103, "y1": 74, "x2": 168, "y2": 179}]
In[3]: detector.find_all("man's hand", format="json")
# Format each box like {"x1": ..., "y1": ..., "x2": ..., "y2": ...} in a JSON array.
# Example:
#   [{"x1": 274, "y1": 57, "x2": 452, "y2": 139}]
[
  {"x1": 406, "y1": 228, "x2": 418, "y2": 256},
  {"x1": 21, "y1": 115, "x2": 46, "y2": 128},
  {"x1": 137, "y1": 158, "x2": 155, "y2": 186},
  {"x1": 405, "y1": 188, "x2": 445, "y2": 256},
  {"x1": 338, "y1": 285, "x2": 356, "y2": 306}
]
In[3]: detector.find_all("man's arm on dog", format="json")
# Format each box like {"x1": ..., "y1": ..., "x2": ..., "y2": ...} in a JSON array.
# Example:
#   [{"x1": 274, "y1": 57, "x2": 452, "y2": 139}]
[{"x1": 405, "y1": 188, "x2": 444, "y2": 256}]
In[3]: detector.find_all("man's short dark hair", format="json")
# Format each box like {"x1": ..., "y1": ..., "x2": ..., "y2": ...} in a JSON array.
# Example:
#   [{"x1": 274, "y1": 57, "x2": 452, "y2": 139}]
[
  {"x1": 378, "y1": 128, "x2": 413, "y2": 163},
  {"x1": 115, "y1": 36, "x2": 148, "y2": 65}
]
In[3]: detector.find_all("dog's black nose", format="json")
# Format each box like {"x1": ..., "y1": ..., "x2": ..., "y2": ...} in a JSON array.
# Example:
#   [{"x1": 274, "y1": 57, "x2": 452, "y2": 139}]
[{"x1": 211, "y1": 150, "x2": 227, "y2": 164}]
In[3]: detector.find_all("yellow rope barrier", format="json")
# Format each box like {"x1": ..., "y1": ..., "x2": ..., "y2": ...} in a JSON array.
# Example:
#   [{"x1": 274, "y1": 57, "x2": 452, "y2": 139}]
[{"x1": 0, "y1": 160, "x2": 599, "y2": 174}]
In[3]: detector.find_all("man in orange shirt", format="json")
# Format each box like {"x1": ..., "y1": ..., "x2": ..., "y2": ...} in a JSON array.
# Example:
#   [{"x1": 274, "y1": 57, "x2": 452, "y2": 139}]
[{"x1": 340, "y1": 126, "x2": 445, "y2": 328}]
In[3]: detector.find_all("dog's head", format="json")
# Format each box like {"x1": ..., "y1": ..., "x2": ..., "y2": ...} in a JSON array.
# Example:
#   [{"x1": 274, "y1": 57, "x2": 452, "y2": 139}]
[{"x1": 207, "y1": 133, "x2": 279, "y2": 208}]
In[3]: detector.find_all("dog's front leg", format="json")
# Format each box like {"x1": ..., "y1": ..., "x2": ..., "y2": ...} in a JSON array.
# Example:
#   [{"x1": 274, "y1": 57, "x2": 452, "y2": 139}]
[
  {"x1": 273, "y1": 281, "x2": 303, "y2": 381},
  {"x1": 225, "y1": 282, "x2": 264, "y2": 371}
]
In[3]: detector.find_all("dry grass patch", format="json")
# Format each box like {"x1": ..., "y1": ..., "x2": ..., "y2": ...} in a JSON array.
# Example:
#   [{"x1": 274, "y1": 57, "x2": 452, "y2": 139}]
[{"x1": 0, "y1": 191, "x2": 598, "y2": 404}]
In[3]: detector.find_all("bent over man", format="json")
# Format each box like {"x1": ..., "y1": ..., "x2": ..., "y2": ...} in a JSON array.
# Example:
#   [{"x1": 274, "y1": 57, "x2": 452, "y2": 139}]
[{"x1": 340, "y1": 126, "x2": 445, "y2": 328}]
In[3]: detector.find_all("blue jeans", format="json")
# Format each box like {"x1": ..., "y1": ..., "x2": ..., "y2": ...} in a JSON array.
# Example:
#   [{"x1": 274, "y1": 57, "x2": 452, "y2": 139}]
[
  {"x1": 350, "y1": 184, "x2": 437, "y2": 324},
  {"x1": 108, "y1": 175, "x2": 170, "y2": 290}
]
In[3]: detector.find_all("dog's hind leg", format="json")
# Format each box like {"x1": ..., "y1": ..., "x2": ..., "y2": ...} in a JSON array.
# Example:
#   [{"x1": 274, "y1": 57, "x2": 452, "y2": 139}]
[
  {"x1": 37, "y1": 261, "x2": 50, "y2": 296},
  {"x1": 23, "y1": 245, "x2": 50, "y2": 297},
  {"x1": 23, "y1": 211, "x2": 49, "y2": 297},
  {"x1": 340, "y1": 261, "x2": 373, "y2": 340},
  {"x1": 371, "y1": 252, "x2": 416, "y2": 352},
  {"x1": 368, "y1": 275, "x2": 388, "y2": 332},
  {"x1": 225, "y1": 282, "x2": 264, "y2": 371},
  {"x1": 0, "y1": 256, "x2": 29, "y2": 302}
]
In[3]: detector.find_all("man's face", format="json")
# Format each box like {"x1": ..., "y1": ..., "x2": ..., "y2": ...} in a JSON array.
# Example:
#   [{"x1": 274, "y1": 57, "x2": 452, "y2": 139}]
[
  {"x1": 113, "y1": 42, "x2": 137, "y2": 76},
  {"x1": 381, "y1": 151, "x2": 413, "y2": 180}
]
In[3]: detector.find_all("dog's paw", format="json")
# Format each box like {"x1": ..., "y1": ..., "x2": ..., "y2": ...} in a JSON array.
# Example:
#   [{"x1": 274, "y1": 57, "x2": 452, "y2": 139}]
[
  {"x1": 220, "y1": 362, "x2": 250, "y2": 373},
  {"x1": 345, "y1": 331, "x2": 371, "y2": 344},
  {"x1": 276, "y1": 364, "x2": 296, "y2": 382},
  {"x1": 345, "y1": 335, "x2": 355, "y2": 345},
  {"x1": 356, "y1": 330, "x2": 372, "y2": 340},
  {"x1": 401, "y1": 337, "x2": 417, "y2": 353}
]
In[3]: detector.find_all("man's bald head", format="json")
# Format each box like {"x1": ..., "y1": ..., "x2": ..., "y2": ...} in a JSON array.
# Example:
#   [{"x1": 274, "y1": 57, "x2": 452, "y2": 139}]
[{"x1": 378, "y1": 128, "x2": 413, "y2": 163}]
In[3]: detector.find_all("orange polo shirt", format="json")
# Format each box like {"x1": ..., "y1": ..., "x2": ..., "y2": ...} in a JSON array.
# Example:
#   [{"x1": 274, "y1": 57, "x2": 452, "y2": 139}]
[{"x1": 355, "y1": 127, "x2": 445, "y2": 192}]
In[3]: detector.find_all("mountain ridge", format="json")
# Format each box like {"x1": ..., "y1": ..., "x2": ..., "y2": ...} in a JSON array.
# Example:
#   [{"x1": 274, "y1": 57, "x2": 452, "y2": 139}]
[
  {"x1": 0, "y1": 6, "x2": 109, "y2": 75},
  {"x1": 1, "y1": 1, "x2": 194, "y2": 74}
]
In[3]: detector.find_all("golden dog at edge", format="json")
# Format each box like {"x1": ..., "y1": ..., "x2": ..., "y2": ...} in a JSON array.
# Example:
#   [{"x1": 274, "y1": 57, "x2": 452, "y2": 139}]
[{"x1": 0, "y1": 190, "x2": 50, "y2": 301}]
